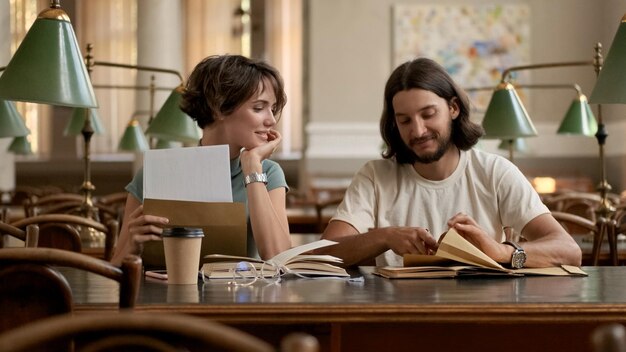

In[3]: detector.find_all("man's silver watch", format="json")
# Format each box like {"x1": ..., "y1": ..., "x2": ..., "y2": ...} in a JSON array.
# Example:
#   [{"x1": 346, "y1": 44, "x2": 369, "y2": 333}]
[
  {"x1": 503, "y1": 241, "x2": 526, "y2": 269},
  {"x1": 244, "y1": 172, "x2": 268, "y2": 187}
]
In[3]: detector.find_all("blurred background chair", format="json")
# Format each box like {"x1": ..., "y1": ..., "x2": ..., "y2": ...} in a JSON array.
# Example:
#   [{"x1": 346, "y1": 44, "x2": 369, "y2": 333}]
[
  {"x1": 10, "y1": 214, "x2": 117, "y2": 261},
  {"x1": 0, "y1": 222, "x2": 38, "y2": 248},
  {"x1": 0, "y1": 311, "x2": 319, "y2": 352},
  {"x1": 552, "y1": 211, "x2": 605, "y2": 265},
  {"x1": 23, "y1": 193, "x2": 85, "y2": 217},
  {"x1": 0, "y1": 248, "x2": 141, "y2": 338}
]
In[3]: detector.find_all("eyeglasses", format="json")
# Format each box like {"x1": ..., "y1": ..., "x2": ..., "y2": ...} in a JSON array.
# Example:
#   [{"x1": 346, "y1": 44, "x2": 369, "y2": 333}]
[{"x1": 201, "y1": 261, "x2": 282, "y2": 287}]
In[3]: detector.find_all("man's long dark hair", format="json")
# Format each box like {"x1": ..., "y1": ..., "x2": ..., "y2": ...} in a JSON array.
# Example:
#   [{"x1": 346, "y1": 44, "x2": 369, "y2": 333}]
[{"x1": 380, "y1": 58, "x2": 484, "y2": 164}]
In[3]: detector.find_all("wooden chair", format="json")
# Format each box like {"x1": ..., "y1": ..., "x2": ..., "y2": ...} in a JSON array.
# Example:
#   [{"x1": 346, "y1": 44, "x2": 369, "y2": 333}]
[
  {"x1": 10, "y1": 214, "x2": 118, "y2": 261},
  {"x1": 24, "y1": 193, "x2": 84, "y2": 217},
  {"x1": 95, "y1": 192, "x2": 128, "y2": 228},
  {"x1": 0, "y1": 222, "x2": 39, "y2": 248},
  {"x1": 551, "y1": 211, "x2": 607, "y2": 265},
  {"x1": 0, "y1": 311, "x2": 319, "y2": 352},
  {"x1": 0, "y1": 248, "x2": 141, "y2": 339}
]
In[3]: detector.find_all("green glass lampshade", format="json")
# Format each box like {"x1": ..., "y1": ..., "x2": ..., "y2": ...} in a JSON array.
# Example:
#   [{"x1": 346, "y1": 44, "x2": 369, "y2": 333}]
[
  {"x1": 154, "y1": 139, "x2": 179, "y2": 149},
  {"x1": 557, "y1": 95, "x2": 598, "y2": 136},
  {"x1": 497, "y1": 138, "x2": 528, "y2": 153},
  {"x1": 145, "y1": 86, "x2": 200, "y2": 144},
  {"x1": 8, "y1": 136, "x2": 33, "y2": 155},
  {"x1": 0, "y1": 100, "x2": 29, "y2": 138},
  {"x1": 64, "y1": 108, "x2": 106, "y2": 136},
  {"x1": 0, "y1": 3, "x2": 97, "y2": 108},
  {"x1": 118, "y1": 120, "x2": 149, "y2": 152},
  {"x1": 481, "y1": 82, "x2": 538, "y2": 139},
  {"x1": 590, "y1": 15, "x2": 626, "y2": 103}
]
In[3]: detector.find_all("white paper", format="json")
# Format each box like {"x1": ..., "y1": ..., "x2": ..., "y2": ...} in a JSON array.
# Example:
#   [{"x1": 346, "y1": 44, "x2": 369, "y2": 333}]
[{"x1": 144, "y1": 145, "x2": 232, "y2": 202}]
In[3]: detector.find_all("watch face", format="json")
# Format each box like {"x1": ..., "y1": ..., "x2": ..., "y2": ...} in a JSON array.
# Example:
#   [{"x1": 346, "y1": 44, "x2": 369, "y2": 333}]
[{"x1": 512, "y1": 250, "x2": 527, "y2": 269}]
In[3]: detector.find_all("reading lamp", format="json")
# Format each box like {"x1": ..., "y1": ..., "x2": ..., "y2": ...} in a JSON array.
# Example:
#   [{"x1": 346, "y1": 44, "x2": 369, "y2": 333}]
[
  {"x1": 64, "y1": 108, "x2": 106, "y2": 136},
  {"x1": 472, "y1": 82, "x2": 597, "y2": 162},
  {"x1": 486, "y1": 43, "x2": 615, "y2": 265},
  {"x1": 589, "y1": 13, "x2": 626, "y2": 265},
  {"x1": 0, "y1": 0, "x2": 97, "y2": 108},
  {"x1": 0, "y1": 99, "x2": 29, "y2": 139},
  {"x1": 86, "y1": 44, "x2": 200, "y2": 148},
  {"x1": 479, "y1": 82, "x2": 537, "y2": 163},
  {"x1": 8, "y1": 136, "x2": 33, "y2": 155}
]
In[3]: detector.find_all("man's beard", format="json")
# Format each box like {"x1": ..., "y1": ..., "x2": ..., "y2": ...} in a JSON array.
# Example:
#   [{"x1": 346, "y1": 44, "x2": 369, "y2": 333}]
[{"x1": 409, "y1": 122, "x2": 453, "y2": 164}]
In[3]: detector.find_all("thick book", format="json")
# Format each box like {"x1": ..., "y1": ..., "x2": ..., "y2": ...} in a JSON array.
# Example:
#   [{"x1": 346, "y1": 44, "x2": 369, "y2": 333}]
[
  {"x1": 202, "y1": 239, "x2": 350, "y2": 279},
  {"x1": 374, "y1": 229, "x2": 587, "y2": 279}
]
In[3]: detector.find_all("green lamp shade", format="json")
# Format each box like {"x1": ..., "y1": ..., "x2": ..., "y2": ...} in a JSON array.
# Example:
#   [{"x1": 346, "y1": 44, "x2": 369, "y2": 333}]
[
  {"x1": 64, "y1": 108, "x2": 106, "y2": 136},
  {"x1": 590, "y1": 16, "x2": 626, "y2": 103},
  {"x1": 118, "y1": 120, "x2": 149, "y2": 151},
  {"x1": 557, "y1": 95, "x2": 598, "y2": 136},
  {"x1": 8, "y1": 136, "x2": 33, "y2": 155},
  {"x1": 0, "y1": 6, "x2": 97, "y2": 108},
  {"x1": 498, "y1": 138, "x2": 528, "y2": 153},
  {"x1": 0, "y1": 100, "x2": 29, "y2": 138},
  {"x1": 481, "y1": 83, "x2": 538, "y2": 139},
  {"x1": 154, "y1": 139, "x2": 179, "y2": 149},
  {"x1": 145, "y1": 86, "x2": 200, "y2": 144}
]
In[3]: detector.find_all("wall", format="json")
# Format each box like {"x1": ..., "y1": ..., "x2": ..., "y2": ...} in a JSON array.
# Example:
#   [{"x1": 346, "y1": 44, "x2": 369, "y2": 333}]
[{"x1": 305, "y1": 0, "x2": 626, "y2": 191}]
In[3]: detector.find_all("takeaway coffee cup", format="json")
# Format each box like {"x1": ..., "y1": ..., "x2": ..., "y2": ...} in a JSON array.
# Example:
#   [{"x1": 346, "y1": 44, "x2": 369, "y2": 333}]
[{"x1": 162, "y1": 227, "x2": 204, "y2": 285}]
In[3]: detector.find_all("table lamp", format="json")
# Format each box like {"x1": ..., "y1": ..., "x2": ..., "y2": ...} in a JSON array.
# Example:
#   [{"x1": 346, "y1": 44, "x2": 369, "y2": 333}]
[
  {"x1": 118, "y1": 119, "x2": 149, "y2": 152},
  {"x1": 0, "y1": 100, "x2": 29, "y2": 138},
  {"x1": 145, "y1": 86, "x2": 200, "y2": 144},
  {"x1": 8, "y1": 136, "x2": 33, "y2": 155},
  {"x1": 64, "y1": 108, "x2": 106, "y2": 136},
  {"x1": 0, "y1": 0, "x2": 97, "y2": 108},
  {"x1": 480, "y1": 82, "x2": 537, "y2": 162},
  {"x1": 557, "y1": 91, "x2": 598, "y2": 136}
]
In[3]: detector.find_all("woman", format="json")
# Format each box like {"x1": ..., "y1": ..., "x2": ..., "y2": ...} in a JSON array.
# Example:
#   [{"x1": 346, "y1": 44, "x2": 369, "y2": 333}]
[{"x1": 111, "y1": 55, "x2": 291, "y2": 265}]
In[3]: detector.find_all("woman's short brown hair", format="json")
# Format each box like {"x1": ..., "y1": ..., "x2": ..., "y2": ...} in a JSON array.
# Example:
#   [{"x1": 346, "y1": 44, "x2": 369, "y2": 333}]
[
  {"x1": 380, "y1": 58, "x2": 484, "y2": 164},
  {"x1": 180, "y1": 55, "x2": 287, "y2": 128}
]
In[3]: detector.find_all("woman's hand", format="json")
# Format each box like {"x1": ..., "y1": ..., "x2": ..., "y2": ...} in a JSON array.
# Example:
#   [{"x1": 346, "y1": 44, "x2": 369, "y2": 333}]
[
  {"x1": 446, "y1": 212, "x2": 511, "y2": 263},
  {"x1": 126, "y1": 205, "x2": 169, "y2": 252},
  {"x1": 240, "y1": 130, "x2": 281, "y2": 173}
]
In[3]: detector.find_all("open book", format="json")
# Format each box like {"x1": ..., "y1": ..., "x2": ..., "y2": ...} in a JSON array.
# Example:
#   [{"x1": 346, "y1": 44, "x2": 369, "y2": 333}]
[
  {"x1": 374, "y1": 229, "x2": 587, "y2": 279},
  {"x1": 201, "y1": 239, "x2": 350, "y2": 279}
]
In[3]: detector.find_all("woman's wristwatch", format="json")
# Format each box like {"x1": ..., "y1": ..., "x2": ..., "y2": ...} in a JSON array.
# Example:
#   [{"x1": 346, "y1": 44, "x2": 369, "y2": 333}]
[{"x1": 244, "y1": 172, "x2": 268, "y2": 187}]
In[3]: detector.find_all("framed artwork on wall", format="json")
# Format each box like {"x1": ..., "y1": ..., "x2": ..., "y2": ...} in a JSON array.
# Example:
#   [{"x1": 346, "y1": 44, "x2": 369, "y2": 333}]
[{"x1": 392, "y1": 4, "x2": 531, "y2": 112}]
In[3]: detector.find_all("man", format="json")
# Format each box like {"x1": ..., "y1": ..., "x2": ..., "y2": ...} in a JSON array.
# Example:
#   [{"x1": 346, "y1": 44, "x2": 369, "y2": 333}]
[{"x1": 321, "y1": 58, "x2": 581, "y2": 268}]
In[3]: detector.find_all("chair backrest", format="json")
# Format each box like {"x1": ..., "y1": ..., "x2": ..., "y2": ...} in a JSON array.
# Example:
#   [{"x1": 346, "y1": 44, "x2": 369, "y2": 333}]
[
  {"x1": 0, "y1": 248, "x2": 141, "y2": 337},
  {"x1": 0, "y1": 222, "x2": 39, "y2": 248},
  {"x1": 24, "y1": 193, "x2": 84, "y2": 217},
  {"x1": 545, "y1": 192, "x2": 603, "y2": 222},
  {"x1": 10, "y1": 214, "x2": 117, "y2": 261},
  {"x1": 0, "y1": 312, "x2": 275, "y2": 352}
]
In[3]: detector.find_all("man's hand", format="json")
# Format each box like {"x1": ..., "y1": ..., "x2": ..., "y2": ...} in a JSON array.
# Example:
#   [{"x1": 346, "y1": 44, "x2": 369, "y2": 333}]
[
  {"x1": 376, "y1": 226, "x2": 438, "y2": 255},
  {"x1": 446, "y1": 212, "x2": 511, "y2": 263}
]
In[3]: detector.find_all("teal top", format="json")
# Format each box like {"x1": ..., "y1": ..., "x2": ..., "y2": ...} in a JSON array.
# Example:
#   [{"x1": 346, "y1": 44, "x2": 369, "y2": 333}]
[{"x1": 126, "y1": 156, "x2": 288, "y2": 257}]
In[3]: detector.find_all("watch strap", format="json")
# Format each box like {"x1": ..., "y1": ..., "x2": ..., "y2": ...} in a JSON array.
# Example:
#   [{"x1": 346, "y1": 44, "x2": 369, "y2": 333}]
[
  {"x1": 503, "y1": 240, "x2": 526, "y2": 269},
  {"x1": 244, "y1": 172, "x2": 268, "y2": 187}
]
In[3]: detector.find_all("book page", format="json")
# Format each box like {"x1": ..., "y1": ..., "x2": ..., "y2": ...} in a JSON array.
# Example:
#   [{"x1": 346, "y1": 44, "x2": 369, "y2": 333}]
[
  {"x1": 270, "y1": 239, "x2": 339, "y2": 266},
  {"x1": 436, "y1": 229, "x2": 506, "y2": 270}
]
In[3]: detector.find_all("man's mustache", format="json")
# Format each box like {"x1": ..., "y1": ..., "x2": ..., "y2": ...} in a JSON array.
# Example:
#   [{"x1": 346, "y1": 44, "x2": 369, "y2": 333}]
[{"x1": 409, "y1": 134, "x2": 436, "y2": 146}]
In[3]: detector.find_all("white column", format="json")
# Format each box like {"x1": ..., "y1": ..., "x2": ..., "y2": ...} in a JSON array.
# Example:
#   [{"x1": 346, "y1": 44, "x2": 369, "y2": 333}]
[
  {"x1": 0, "y1": 0, "x2": 16, "y2": 192},
  {"x1": 134, "y1": 0, "x2": 185, "y2": 171}
]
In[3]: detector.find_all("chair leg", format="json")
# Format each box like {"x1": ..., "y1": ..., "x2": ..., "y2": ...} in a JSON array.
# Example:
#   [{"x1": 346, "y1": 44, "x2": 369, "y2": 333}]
[{"x1": 592, "y1": 220, "x2": 607, "y2": 266}]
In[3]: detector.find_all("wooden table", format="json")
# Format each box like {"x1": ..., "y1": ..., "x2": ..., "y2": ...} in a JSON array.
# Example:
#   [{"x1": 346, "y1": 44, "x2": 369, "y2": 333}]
[{"x1": 61, "y1": 266, "x2": 626, "y2": 352}]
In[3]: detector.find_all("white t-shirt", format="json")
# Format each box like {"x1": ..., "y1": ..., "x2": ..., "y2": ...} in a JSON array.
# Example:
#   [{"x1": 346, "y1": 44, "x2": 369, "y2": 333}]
[{"x1": 331, "y1": 148, "x2": 549, "y2": 266}]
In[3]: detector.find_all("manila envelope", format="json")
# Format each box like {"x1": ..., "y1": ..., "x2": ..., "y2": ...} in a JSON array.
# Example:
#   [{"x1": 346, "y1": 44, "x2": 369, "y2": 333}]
[{"x1": 141, "y1": 198, "x2": 247, "y2": 269}]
